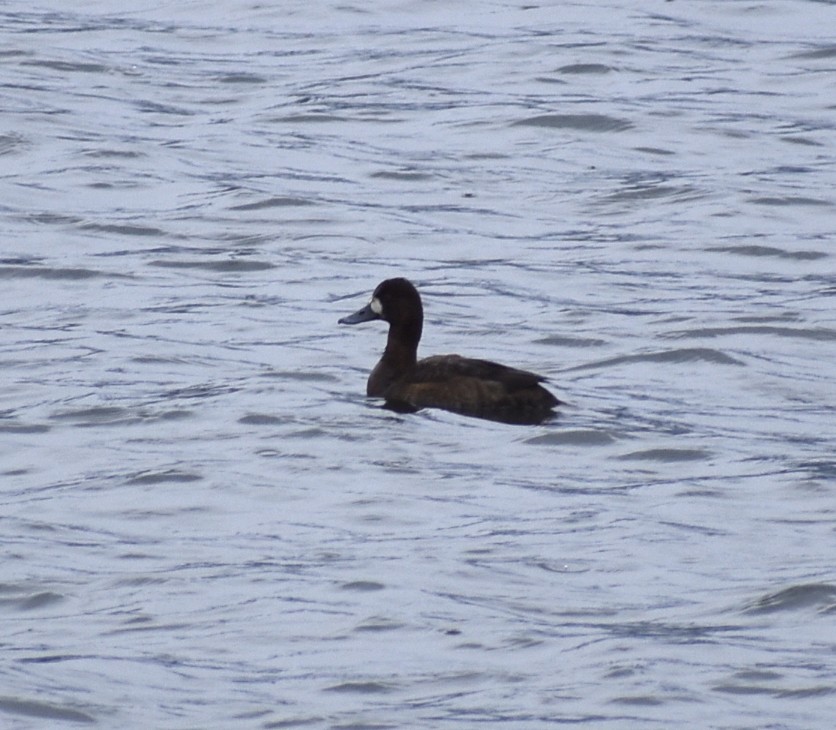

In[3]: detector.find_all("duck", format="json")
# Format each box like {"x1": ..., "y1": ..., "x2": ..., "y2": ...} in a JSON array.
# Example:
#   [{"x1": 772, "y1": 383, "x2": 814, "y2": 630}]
[{"x1": 338, "y1": 278, "x2": 560, "y2": 425}]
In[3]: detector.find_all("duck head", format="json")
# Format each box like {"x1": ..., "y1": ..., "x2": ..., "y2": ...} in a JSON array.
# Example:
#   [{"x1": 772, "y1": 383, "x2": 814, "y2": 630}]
[{"x1": 339, "y1": 278, "x2": 423, "y2": 332}]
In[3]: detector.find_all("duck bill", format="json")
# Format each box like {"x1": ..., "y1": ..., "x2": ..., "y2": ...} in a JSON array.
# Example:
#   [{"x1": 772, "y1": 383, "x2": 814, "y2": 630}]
[{"x1": 339, "y1": 302, "x2": 380, "y2": 325}]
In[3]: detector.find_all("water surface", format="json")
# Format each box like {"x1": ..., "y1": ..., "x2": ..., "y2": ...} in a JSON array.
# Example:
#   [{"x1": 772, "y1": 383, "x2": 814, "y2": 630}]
[{"x1": 2, "y1": 1, "x2": 835, "y2": 728}]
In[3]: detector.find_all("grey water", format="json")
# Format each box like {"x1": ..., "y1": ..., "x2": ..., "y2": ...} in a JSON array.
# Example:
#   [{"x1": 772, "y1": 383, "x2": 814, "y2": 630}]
[{"x1": 2, "y1": 1, "x2": 836, "y2": 727}]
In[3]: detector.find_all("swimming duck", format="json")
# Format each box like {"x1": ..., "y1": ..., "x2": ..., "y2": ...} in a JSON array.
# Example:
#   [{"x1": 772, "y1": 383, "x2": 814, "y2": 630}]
[{"x1": 339, "y1": 278, "x2": 559, "y2": 425}]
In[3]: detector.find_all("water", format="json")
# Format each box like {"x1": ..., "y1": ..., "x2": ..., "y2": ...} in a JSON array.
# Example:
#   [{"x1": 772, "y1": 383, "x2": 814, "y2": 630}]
[{"x1": 2, "y1": 0, "x2": 835, "y2": 727}]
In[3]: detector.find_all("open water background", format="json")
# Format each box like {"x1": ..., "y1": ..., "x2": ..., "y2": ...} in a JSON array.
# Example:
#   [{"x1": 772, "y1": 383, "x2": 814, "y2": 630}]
[{"x1": 2, "y1": 1, "x2": 836, "y2": 727}]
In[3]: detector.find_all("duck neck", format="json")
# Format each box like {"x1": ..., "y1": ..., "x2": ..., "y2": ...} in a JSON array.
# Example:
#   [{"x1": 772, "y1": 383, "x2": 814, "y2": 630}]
[{"x1": 382, "y1": 316, "x2": 421, "y2": 370}]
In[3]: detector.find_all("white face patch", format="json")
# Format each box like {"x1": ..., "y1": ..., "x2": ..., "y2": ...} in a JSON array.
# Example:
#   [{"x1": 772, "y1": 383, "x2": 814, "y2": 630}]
[{"x1": 370, "y1": 297, "x2": 383, "y2": 315}]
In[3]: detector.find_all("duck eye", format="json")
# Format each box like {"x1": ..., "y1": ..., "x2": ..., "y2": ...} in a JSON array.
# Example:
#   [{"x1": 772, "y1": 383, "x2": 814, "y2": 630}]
[{"x1": 370, "y1": 297, "x2": 383, "y2": 315}]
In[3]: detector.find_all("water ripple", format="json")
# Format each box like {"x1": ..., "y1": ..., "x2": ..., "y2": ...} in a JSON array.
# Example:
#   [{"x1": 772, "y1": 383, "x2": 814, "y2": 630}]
[
  {"x1": 743, "y1": 584, "x2": 836, "y2": 615},
  {"x1": 512, "y1": 113, "x2": 633, "y2": 132}
]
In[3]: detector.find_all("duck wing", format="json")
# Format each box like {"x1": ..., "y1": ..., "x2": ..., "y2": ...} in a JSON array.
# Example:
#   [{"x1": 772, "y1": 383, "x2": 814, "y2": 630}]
[
  {"x1": 411, "y1": 355, "x2": 549, "y2": 390},
  {"x1": 384, "y1": 355, "x2": 559, "y2": 425}
]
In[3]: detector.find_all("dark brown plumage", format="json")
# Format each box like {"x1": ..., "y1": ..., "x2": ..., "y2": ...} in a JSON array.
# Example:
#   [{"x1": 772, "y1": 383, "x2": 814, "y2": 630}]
[{"x1": 339, "y1": 278, "x2": 559, "y2": 425}]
